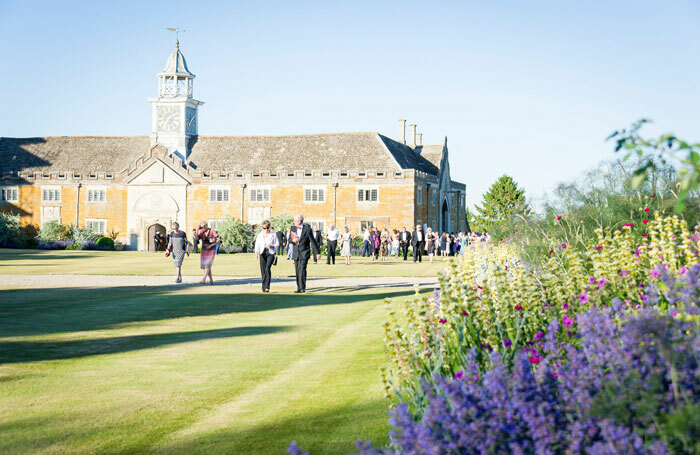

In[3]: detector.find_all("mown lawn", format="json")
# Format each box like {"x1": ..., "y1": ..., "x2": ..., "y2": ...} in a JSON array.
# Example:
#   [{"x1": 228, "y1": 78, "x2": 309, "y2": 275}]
[
  {"x1": 0, "y1": 282, "x2": 413, "y2": 454},
  {"x1": 0, "y1": 249, "x2": 447, "y2": 277}
]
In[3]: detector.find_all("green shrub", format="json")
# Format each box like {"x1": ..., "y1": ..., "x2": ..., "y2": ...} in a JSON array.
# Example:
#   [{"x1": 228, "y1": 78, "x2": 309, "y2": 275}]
[
  {"x1": 0, "y1": 213, "x2": 27, "y2": 247},
  {"x1": 96, "y1": 237, "x2": 114, "y2": 249},
  {"x1": 37, "y1": 220, "x2": 68, "y2": 242},
  {"x1": 217, "y1": 217, "x2": 254, "y2": 253},
  {"x1": 69, "y1": 225, "x2": 99, "y2": 246}
]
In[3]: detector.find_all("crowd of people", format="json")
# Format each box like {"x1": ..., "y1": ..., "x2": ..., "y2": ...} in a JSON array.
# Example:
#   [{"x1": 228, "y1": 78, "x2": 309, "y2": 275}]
[{"x1": 161, "y1": 216, "x2": 491, "y2": 291}]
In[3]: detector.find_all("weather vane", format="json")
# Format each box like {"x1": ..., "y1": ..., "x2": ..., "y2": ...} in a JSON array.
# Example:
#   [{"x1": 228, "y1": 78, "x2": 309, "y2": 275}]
[{"x1": 166, "y1": 27, "x2": 186, "y2": 47}]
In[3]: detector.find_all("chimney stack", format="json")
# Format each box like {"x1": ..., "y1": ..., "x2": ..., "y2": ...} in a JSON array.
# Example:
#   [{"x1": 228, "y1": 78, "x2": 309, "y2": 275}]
[
  {"x1": 408, "y1": 124, "x2": 417, "y2": 148},
  {"x1": 398, "y1": 119, "x2": 406, "y2": 144},
  {"x1": 416, "y1": 132, "x2": 423, "y2": 146}
]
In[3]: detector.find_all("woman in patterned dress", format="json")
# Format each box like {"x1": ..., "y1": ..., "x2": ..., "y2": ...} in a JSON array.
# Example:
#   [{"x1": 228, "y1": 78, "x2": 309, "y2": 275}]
[
  {"x1": 195, "y1": 221, "x2": 220, "y2": 285},
  {"x1": 165, "y1": 222, "x2": 189, "y2": 283}
]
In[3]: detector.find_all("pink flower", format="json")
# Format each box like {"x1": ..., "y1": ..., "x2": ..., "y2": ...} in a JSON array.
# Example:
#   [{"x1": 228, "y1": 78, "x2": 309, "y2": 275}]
[
  {"x1": 650, "y1": 268, "x2": 661, "y2": 279},
  {"x1": 624, "y1": 223, "x2": 634, "y2": 228},
  {"x1": 563, "y1": 315, "x2": 574, "y2": 329},
  {"x1": 588, "y1": 276, "x2": 596, "y2": 285},
  {"x1": 595, "y1": 244, "x2": 603, "y2": 251},
  {"x1": 620, "y1": 269, "x2": 630, "y2": 278},
  {"x1": 556, "y1": 215, "x2": 562, "y2": 221},
  {"x1": 505, "y1": 266, "x2": 508, "y2": 271},
  {"x1": 439, "y1": 318, "x2": 447, "y2": 324},
  {"x1": 461, "y1": 310, "x2": 469, "y2": 316},
  {"x1": 644, "y1": 207, "x2": 650, "y2": 213},
  {"x1": 514, "y1": 304, "x2": 524, "y2": 311},
  {"x1": 454, "y1": 370, "x2": 464, "y2": 379},
  {"x1": 553, "y1": 372, "x2": 559, "y2": 379},
  {"x1": 643, "y1": 219, "x2": 649, "y2": 224},
  {"x1": 642, "y1": 233, "x2": 648, "y2": 237},
  {"x1": 548, "y1": 249, "x2": 554, "y2": 254},
  {"x1": 597, "y1": 277, "x2": 607, "y2": 288},
  {"x1": 561, "y1": 243, "x2": 567, "y2": 249},
  {"x1": 563, "y1": 302, "x2": 569, "y2": 310},
  {"x1": 578, "y1": 293, "x2": 589, "y2": 303},
  {"x1": 679, "y1": 266, "x2": 687, "y2": 275}
]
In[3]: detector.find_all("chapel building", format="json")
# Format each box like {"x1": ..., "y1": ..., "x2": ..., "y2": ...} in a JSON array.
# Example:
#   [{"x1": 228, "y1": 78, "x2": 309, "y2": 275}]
[{"x1": 0, "y1": 41, "x2": 468, "y2": 250}]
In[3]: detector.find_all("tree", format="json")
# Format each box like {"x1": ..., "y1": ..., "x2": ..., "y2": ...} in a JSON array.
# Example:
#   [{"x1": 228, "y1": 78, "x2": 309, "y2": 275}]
[{"x1": 473, "y1": 175, "x2": 527, "y2": 233}]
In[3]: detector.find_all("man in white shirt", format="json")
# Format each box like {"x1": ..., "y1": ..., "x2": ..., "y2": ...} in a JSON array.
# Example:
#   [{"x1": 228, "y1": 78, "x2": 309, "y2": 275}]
[
  {"x1": 399, "y1": 226, "x2": 412, "y2": 261},
  {"x1": 412, "y1": 224, "x2": 425, "y2": 263},
  {"x1": 362, "y1": 227, "x2": 371, "y2": 257},
  {"x1": 326, "y1": 224, "x2": 339, "y2": 265}
]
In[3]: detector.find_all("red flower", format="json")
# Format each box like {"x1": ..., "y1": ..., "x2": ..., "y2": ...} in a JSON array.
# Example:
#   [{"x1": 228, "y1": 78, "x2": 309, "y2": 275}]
[
  {"x1": 439, "y1": 318, "x2": 447, "y2": 324},
  {"x1": 624, "y1": 223, "x2": 634, "y2": 228},
  {"x1": 505, "y1": 266, "x2": 508, "y2": 271},
  {"x1": 561, "y1": 243, "x2": 567, "y2": 249},
  {"x1": 514, "y1": 304, "x2": 524, "y2": 311},
  {"x1": 556, "y1": 215, "x2": 562, "y2": 221},
  {"x1": 477, "y1": 285, "x2": 483, "y2": 290},
  {"x1": 642, "y1": 233, "x2": 648, "y2": 237},
  {"x1": 643, "y1": 219, "x2": 649, "y2": 224},
  {"x1": 528, "y1": 355, "x2": 541, "y2": 364},
  {"x1": 595, "y1": 245, "x2": 603, "y2": 251},
  {"x1": 644, "y1": 208, "x2": 650, "y2": 213},
  {"x1": 548, "y1": 249, "x2": 554, "y2": 254},
  {"x1": 650, "y1": 194, "x2": 655, "y2": 198},
  {"x1": 461, "y1": 310, "x2": 468, "y2": 316}
]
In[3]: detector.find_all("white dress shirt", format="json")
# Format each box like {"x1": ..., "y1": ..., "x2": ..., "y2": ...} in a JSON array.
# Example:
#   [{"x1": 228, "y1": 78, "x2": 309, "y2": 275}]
[
  {"x1": 254, "y1": 231, "x2": 279, "y2": 255},
  {"x1": 326, "y1": 228, "x2": 339, "y2": 241}
]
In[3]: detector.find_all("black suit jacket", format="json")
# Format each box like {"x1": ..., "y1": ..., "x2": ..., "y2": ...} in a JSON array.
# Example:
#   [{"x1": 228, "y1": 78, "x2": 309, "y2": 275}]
[
  {"x1": 314, "y1": 230, "x2": 323, "y2": 247},
  {"x1": 292, "y1": 224, "x2": 320, "y2": 260},
  {"x1": 399, "y1": 231, "x2": 412, "y2": 245},
  {"x1": 411, "y1": 230, "x2": 425, "y2": 247},
  {"x1": 276, "y1": 230, "x2": 286, "y2": 247}
]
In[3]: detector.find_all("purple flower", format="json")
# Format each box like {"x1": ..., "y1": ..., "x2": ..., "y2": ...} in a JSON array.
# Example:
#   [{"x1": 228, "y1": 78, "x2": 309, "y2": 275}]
[
  {"x1": 650, "y1": 268, "x2": 661, "y2": 279},
  {"x1": 503, "y1": 339, "x2": 512, "y2": 348},
  {"x1": 534, "y1": 331, "x2": 544, "y2": 340},
  {"x1": 454, "y1": 370, "x2": 464, "y2": 380},
  {"x1": 563, "y1": 302, "x2": 569, "y2": 310},
  {"x1": 621, "y1": 269, "x2": 630, "y2": 278},
  {"x1": 597, "y1": 277, "x2": 607, "y2": 288},
  {"x1": 578, "y1": 292, "x2": 588, "y2": 303}
]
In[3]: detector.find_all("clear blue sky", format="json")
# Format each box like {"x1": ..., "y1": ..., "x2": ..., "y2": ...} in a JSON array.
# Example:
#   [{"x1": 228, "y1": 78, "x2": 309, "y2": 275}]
[{"x1": 1, "y1": 0, "x2": 699, "y2": 209}]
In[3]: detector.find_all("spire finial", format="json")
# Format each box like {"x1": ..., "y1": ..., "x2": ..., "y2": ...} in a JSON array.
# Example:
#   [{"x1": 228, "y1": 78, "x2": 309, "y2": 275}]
[{"x1": 166, "y1": 27, "x2": 185, "y2": 49}]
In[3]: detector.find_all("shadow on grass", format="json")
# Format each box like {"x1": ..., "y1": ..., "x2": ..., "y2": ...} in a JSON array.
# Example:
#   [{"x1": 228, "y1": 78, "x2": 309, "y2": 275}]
[
  {"x1": 0, "y1": 288, "x2": 413, "y2": 338},
  {"x1": 0, "y1": 326, "x2": 290, "y2": 364},
  {"x1": 151, "y1": 399, "x2": 392, "y2": 455}
]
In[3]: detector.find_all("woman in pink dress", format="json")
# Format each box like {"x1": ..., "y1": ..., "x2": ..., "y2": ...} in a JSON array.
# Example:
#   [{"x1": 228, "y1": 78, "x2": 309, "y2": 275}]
[{"x1": 195, "y1": 221, "x2": 220, "y2": 285}]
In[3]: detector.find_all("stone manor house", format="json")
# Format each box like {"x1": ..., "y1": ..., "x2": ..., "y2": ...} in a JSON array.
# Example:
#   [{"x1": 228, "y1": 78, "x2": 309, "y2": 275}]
[{"x1": 0, "y1": 41, "x2": 467, "y2": 251}]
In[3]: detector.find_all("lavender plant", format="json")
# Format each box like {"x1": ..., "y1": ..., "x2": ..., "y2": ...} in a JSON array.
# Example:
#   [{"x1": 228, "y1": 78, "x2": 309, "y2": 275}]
[{"x1": 291, "y1": 293, "x2": 700, "y2": 455}]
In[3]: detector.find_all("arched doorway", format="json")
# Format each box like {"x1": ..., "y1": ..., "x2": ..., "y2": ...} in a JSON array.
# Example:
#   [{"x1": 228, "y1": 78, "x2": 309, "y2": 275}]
[
  {"x1": 442, "y1": 199, "x2": 449, "y2": 233},
  {"x1": 148, "y1": 224, "x2": 166, "y2": 252}
]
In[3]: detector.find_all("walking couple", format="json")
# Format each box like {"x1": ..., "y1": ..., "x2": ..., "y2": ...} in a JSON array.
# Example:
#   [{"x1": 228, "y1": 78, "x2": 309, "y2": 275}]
[{"x1": 254, "y1": 214, "x2": 320, "y2": 293}]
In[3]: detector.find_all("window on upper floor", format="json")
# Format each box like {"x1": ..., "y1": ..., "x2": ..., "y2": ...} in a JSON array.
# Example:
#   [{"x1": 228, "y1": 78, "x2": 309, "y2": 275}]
[
  {"x1": 250, "y1": 188, "x2": 270, "y2": 203},
  {"x1": 432, "y1": 189, "x2": 438, "y2": 205},
  {"x1": 357, "y1": 187, "x2": 378, "y2": 203},
  {"x1": 416, "y1": 186, "x2": 423, "y2": 205},
  {"x1": 209, "y1": 187, "x2": 229, "y2": 202},
  {"x1": 42, "y1": 187, "x2": 61, "y2": 202},
  {"x1": 304, "y1": 186, "x2": 325, "y2": 203},
  {"x1": 87, "y1": 188, "x2": 106, "y2": 202},
  {"x1": 86, "y1": 219, "x2": 106, "y2": 235},
  {"x1": 1, "y1": 187, "x2": 18, "y2": 202}
]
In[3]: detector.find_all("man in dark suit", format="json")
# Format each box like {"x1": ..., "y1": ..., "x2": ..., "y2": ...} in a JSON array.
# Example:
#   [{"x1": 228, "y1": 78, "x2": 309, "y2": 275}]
[
  {"x1": 291, "y1": 215, "x2": 321, "y2": 293},
  {"x1": 412, "y1": 224, "x2": 425, "y2": 263},
  {"x1": 312, "y1": 225, "x2": 323, "y2": 264},
  {"x1": 399, "y1": 226, "x2": 412, "y2": 261},
  {"x1": 275, "y1": 226, "x2": 286, "y2": 256}
]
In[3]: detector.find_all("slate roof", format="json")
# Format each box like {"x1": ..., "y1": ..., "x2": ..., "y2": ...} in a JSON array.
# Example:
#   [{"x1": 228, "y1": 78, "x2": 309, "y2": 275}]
[
  {"x1": 417, "y1": 145, "x2": 444, "y2": 169},
  {"x1": 0, "y1": 133, "x2": 441, "y2": 176}
]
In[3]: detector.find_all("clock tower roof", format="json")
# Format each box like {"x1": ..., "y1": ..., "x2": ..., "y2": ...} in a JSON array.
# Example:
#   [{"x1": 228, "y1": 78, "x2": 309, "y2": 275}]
[{"x1": 159, "y1": 40, "x2": 195, "y2": 78}]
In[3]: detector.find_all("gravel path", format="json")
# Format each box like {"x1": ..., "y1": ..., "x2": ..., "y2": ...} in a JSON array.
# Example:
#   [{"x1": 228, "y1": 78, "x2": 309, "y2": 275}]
[{"x1": 0, "y1": 274, "x2": 439, "y2": 290}]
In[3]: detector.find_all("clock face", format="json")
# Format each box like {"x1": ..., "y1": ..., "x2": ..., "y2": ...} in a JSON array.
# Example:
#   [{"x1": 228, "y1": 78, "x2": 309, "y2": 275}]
[
  {"x1": 185, "y1": 107, "x2": 197, "y2": 135},
  {"x1": 157, "y1": 106, "x2": 180, "y2": 133}
]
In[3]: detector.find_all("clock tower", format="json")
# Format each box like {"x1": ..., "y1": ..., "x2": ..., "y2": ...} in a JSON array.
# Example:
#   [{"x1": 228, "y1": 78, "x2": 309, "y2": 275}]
[{"x1": 148, "y1": 39, "x2": 203, "y2": 161}]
